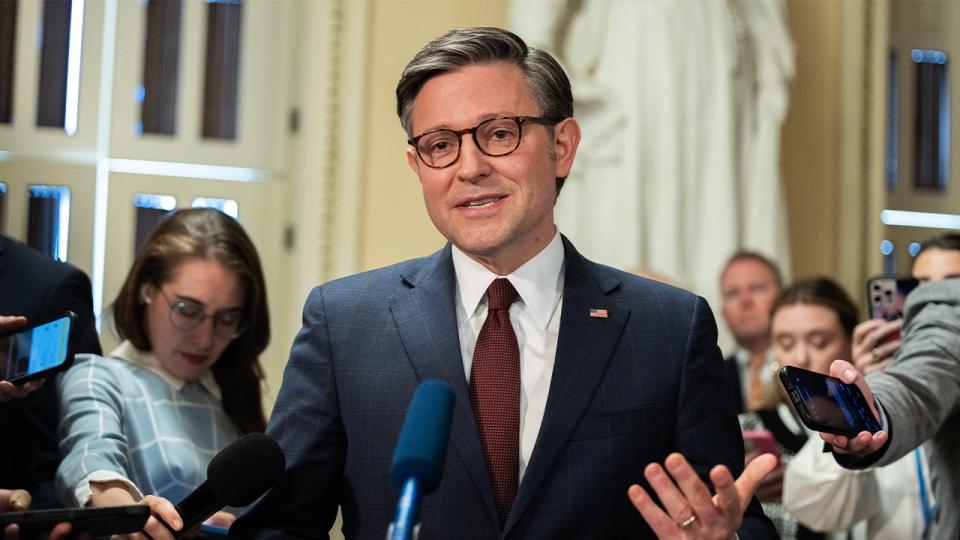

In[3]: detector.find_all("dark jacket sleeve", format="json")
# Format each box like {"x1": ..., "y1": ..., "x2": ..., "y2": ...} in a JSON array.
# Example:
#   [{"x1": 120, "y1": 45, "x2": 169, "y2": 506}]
[{"x1": 231, "y1": 287, "x2": 344, "y2": 539}]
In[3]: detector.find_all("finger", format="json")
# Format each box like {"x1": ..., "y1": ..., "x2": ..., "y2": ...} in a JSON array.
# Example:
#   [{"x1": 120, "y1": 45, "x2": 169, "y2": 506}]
[
  {"x1": 710, "y1": 464, "x2": 740, "y2": 519},
  {"x1": 47, "y1": 523, "x2": 73, "y2": 540},
  {"x1": 627, "y1": 484, "x2": 680, "y2": 537},
  {"x1": 643, "y1": 462, "x2": 696, "y2": 523},
  {"x1": 142, "y1": 496, "x2": 182, "y2": 533},
  {"x1": 861, "y1": 359, "x2": 891, "y2": 376},
  {"x1": 4, "y1": 523, "x2": 19, "y2": 540},
  {"x1": 664, "y1": 453, "x2": 717, "y2": 521},
  {"x1": 733, "y1": 453, "x2": 778, "y2": 507},
  {"x1": 876, "y1": 339, "x2": 901, "y2": 358},
  {"x1": 142, "y1": 516, "x2": 173, "y2": 540},
  {"x1": 852, "y1": 318, "x2": 883, "y2": 345},
  {"x1": 8, "y1": 490, "x2": 31, "y2": 511}
]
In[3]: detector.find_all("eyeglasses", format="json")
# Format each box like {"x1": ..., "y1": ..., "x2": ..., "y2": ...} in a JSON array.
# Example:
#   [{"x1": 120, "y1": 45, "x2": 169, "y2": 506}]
[
  {"x1": 155, "y1": 289, "x2": 248, "y2": 340},
  {"x1": 407, "y1": 115, "x2": 563, "y2": 169}
]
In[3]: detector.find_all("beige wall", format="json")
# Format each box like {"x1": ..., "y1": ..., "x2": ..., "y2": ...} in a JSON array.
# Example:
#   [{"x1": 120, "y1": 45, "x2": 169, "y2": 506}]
[{"x1": 359, "y1": 0, "x2": 509, "y2": 271}]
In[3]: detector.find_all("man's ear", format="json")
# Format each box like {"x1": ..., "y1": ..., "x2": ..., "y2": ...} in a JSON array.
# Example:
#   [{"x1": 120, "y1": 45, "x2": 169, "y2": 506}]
[
  {"x1": 552, "y1": 118, "x2": 581, "y2": 179},
  {"x1": 406, "y1": 146, "x2": 421, "y2": 176}
]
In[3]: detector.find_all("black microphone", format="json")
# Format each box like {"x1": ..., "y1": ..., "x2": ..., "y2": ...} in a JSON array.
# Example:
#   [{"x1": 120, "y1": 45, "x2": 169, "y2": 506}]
[
  {"x1": 169, "y1": 433, "x2": 285, "y2": 536},
  {"x1": 387, "y1": 379, "x2": 455, "y2": 540}
]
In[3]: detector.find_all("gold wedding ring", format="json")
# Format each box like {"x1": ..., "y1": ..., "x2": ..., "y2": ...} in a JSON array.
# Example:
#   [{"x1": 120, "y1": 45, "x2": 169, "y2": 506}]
[
  {"x1": 872, "y1": 347, "x2": 881, "y2": 363},
  {"x1": 679, "y1": 515, "x2": 697, "y2": 530}
]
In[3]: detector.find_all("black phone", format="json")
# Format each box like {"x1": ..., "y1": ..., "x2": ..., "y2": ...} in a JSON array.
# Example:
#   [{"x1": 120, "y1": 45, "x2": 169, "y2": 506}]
[
  {"x1": 0, "y1": 312, "x2": 77, "y2": 385},
  {"x1": 778, "y1": 365, "x2": 881, "y2": 437},
  {"x1": 866, "y1": 275, "x2": 919, "y2": 322},
  {"x1": 0, "y1": 504, "x2": 150, "y2": 538}
]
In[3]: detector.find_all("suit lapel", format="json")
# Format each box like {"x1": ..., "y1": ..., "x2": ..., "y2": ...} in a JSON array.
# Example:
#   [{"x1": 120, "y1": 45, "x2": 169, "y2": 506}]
[
  {"x1": 503, "y1": 239, "x2": 629, "y2": 535},
  {"x1": 388, "y1": 246, "x2": 500, "y2": 525}
]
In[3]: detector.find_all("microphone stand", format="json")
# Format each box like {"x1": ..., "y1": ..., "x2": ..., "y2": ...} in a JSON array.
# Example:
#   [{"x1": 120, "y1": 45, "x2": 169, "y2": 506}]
[{"x1": 386, "y1": 477, "x2": 421, "y2": 540}]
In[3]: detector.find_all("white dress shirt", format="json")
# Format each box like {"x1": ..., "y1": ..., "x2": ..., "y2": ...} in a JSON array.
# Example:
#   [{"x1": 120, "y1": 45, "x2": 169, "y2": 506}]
[{"x1": 452, "y1": 231, "x2": 565, "y2": 484}]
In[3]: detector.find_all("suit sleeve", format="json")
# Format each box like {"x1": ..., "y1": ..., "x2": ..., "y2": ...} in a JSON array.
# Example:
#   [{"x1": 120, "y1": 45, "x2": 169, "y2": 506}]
[
  {"x1": 232, "y1": 286, "x2": 345, "y2": 539},
  {"x1": 848, "y1": 279, "x2": 960, "y2": 468},
  {"x1": 677, "y1": 297, "x2": 775, "y2": 538},
  {"x1": 41, "y1": 266, "x2": 102, "y2": 356}
]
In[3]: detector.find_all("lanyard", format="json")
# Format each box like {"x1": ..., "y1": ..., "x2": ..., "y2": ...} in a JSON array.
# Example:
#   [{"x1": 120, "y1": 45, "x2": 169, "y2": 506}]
[{"x1": 914, "y1": 447, "x2": 938, "y2": 539}]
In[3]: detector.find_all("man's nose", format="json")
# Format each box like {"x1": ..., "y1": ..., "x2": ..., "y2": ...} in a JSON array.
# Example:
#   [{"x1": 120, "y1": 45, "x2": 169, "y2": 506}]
[{"x1": 455, "y1": 134, "x2": 491, "y2": 182}]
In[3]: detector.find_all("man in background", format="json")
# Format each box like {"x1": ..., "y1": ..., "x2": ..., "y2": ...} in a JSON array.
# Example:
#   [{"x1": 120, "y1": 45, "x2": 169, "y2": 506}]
[
  {"x1": 719, "y1": 251, "x2": 783, "y2": 412},
  {"x1": 0, "y1": 234, "x2": 101, "y2": 509}
]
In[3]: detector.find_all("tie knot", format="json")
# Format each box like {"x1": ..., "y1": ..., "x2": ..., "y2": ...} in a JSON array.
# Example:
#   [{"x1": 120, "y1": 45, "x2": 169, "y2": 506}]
[{"x1": 486, "y1": 278, "x2": 519, "y2": 311}]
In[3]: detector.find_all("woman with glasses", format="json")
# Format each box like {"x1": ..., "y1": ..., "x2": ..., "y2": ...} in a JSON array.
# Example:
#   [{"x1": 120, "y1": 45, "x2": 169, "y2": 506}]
[{"x1": 55, "y1": 208, "x2": 270, "y2": 539}]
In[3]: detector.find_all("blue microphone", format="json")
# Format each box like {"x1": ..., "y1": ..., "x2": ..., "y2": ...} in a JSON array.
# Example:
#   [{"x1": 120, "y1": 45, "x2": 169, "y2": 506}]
[{"x1": 388, "y1": 379, "x2": 455, "y2": 540}]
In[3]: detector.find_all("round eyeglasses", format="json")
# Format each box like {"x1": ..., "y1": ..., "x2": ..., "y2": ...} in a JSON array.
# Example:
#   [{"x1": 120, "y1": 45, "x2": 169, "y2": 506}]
[
  {"x1": 407, "y1": 116, "x2": 563, "y2": 169},
  {"x1": 156, "y1": 289, "x2": 248, "y2": 340}
]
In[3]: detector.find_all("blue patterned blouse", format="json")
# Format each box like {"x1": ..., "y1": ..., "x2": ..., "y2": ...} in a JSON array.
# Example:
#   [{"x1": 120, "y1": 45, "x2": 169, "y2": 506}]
[{"x1": 56, "y1": 341, "x2": 239, "y2": 507}]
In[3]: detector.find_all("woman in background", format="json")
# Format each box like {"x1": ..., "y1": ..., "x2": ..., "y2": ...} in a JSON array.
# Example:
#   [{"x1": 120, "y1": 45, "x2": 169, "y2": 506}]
[{"x1": 56, "y1": 208, "x2": 270, "y2": 539}]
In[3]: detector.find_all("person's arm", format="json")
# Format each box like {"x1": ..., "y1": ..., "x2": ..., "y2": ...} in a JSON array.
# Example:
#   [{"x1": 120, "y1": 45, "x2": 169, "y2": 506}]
[
  {"x1": 822, "y1": 280, "x2": 960, "y2": 465},
  {"x1": 230, "y1": 287, "x2": 345, "y2": 539},
  {"x1": 782, "y1": 437, "x2": 880, "y2": 531},
  {"x1": 56, "y1": 356, "x2": 142, "y2": 507},
  {"x1": 629, "y1": 297, "x2": 777, "y2": 538}
]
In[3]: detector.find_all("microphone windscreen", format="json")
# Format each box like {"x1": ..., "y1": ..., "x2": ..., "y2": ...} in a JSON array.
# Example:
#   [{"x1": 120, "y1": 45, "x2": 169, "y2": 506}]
[
  {"x1": 390, "y1": 379, "x2": 455, "y2": 494},
  {"x1": 206, "y1": 433, "x2": 286, "y2": 506}
]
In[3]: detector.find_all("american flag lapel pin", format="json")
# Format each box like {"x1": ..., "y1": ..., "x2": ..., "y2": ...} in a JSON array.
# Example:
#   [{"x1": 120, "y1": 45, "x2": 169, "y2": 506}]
[{"x1": 589, "y1": 308, "x2": 608, "y2": 319}]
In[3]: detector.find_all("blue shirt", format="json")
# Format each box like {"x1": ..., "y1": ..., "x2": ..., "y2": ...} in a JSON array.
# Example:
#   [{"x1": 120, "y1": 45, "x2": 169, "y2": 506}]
[{"x1": 56, "y1": 341, "x2": 239, "y2": 506}]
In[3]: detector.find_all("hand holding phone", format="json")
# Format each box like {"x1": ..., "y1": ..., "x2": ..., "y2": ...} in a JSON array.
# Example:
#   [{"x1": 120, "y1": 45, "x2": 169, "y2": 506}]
[
  {"x1": 0, "y1": 312, "x2": 76, "y2": 386},
  {"x1": 778, "y1": 365, "x2": 881, "y2": 437},
  {"x1": 0, "y1": 505, "x2": 150, "y2": 538}
]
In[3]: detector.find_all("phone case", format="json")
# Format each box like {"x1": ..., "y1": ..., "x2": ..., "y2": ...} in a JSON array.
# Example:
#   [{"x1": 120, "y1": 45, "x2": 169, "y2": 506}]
[
  {"x1": 778, "y1": 366, "x2": 881, "y2": 437},
  {"x1": 866, "y1": 275, "x2": 919, "y2": 321},
  {"x1": 0, "y1": 311, "x2": 77, "y2": 385}
]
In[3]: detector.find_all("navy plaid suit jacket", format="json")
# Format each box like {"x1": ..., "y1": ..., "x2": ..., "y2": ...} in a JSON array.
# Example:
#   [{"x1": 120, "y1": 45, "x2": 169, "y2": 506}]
[{"x1": 233, "y1": 238, "x2": 775, "y2": 539}]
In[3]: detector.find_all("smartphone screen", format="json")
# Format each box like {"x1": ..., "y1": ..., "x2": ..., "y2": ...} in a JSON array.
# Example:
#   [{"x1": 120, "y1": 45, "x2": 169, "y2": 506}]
[
  {"x1": 0, "y1": 314, "x2": 73, "y2": 383},
  {"x1": 778, "y1": 366, "x2": 881, "y2": 437}
]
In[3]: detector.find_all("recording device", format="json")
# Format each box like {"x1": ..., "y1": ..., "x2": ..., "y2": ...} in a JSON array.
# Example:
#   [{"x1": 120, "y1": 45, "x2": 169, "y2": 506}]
[
  {"x1": 778, "y1": 365, "x2": 881, "y2": 437},
  {"x1": 166, "y1": 433, "x2": 285, "y2": 538},
  {"x1": 0, "y1": 312, "x2": 76, "y2": 384},
  {"x1": 866, "y1": 275, "x2": 919, "y2": 321},
  {"x1": 0, "y1": 504, "x2": 150, "y2": 539},
  {"x1": 742, "y1": 429, "x2": 780, "y2": 463},
  {"x1": 387, "y1": 379, "x2": 456, "y2": 540}
]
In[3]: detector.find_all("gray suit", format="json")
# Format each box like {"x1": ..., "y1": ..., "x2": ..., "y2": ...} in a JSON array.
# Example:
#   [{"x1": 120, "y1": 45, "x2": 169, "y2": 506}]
[{"x1": 857, "y1": 279, "x2": 960, "y2": 539}]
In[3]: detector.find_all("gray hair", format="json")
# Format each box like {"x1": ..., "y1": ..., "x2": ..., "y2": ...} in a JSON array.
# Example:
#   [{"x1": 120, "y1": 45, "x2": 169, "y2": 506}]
[{"x1": 396, "y1": 27, "x2": 574, "y2": 194}]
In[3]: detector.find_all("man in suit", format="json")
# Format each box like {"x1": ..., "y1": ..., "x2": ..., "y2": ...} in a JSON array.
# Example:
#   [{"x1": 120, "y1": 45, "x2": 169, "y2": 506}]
[
  {"x1": 821, "y1": 278, "x2": 960, "y2": 540},
  {"x1": 0, "y1": 234, "x2": 102, "y2": 509},
  {"x1": 718, "y1": 251, "x2": 782, "y2": 413},
  {"x1": 234, "y1": 27, "x2": 775, "y2": 539}
]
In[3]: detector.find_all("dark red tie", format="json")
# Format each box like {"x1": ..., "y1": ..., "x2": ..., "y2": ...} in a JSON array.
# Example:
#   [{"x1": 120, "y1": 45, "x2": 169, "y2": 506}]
[{"x1": 469, "y1": 278, "x2": 521, "y2": 525}]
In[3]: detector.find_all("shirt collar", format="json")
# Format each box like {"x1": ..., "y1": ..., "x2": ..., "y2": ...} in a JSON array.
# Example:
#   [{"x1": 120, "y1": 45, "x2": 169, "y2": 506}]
[
  {"x1": 451, "y1": 230, "x2": 565, "y2": 329},
  {"x1": 110, "y1": 340, "x2": 223, "y2": 400}
]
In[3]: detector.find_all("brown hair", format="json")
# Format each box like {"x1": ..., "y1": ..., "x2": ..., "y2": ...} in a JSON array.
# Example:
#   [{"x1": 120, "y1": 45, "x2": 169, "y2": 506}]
[
  {"x1": 720, "y1": 250, "x2": 783, "y2": 289},
  {"x1": 113, "y1": 208, "x2": 269, "y2": 434},
  {"x1": 770, "y1": 277, "x2": 858, "y2": 337}
]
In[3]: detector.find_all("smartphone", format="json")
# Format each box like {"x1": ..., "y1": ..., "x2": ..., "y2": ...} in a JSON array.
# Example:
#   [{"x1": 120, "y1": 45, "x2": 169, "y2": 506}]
[
  {"x1": 742, "y1": 429, "x2": 780, "y2": 462},
  {"x1": 0, "y1": 312, "x2": 76, "y2": 384},
  {"x1": 866, "y1": 275, "x2": 919, "y2": 322},
  {"x1": 778, "y1": 365, "x2": 881, "y2": 437},
  {"x1": 0, "y1": 504, "x2": 150, "y2": 537}
]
